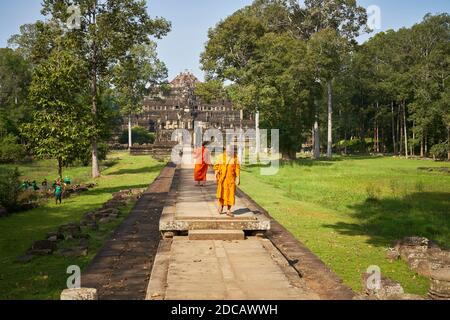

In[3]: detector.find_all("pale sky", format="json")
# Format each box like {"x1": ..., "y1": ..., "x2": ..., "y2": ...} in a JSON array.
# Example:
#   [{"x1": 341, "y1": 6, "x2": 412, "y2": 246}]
[{"x1": 0, "y1": 0, "x2": 449, "y2": 81}]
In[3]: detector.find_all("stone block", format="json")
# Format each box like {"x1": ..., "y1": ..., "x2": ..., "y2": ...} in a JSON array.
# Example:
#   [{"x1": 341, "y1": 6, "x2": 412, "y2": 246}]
[
  {"x1": 189, "y1": 230, "x2": 245, "y2": 241},
  {"x1": 60, "y1": 288, "x2": 98, "y2": 300}
]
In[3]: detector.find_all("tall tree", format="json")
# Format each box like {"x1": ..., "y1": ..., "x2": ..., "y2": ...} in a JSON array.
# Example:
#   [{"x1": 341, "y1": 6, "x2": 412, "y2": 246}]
[
  {"x1": 22, "y1": 46, "x2": 92, "y2": 178},
  {"x1": 40, "y1": 0, "x2": 171, "y2": 177},
  {"x1": 0, "y1": 48, "x2": 32, "y2": 131},
  {"x1": 109, "y1": 43, "x2": 168, "y2": 148}
]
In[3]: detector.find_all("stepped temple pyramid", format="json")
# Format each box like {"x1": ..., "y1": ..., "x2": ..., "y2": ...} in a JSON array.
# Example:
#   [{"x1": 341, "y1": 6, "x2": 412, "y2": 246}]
[{"x1": 123, "y1": 71, "x2": 255, "y2": 143}]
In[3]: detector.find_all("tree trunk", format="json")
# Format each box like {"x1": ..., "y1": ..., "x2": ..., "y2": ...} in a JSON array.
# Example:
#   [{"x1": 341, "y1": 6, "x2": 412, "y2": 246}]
[
  {"x1": 327, "y1": 80, "x2": 333, "y2": 158},
  {"x1": 399, "y1": 104, "x2": 403, "y2": 156},
  {"x1": 448, "y1": 126, "x2": 450, "y2": 161},
  {"x1": 90, "y1": 1, "x2": 100, "y2": 179},
  {"x1": 255, "y1": 111, "x2": 260, "y2": 154},
  {"x1": 403, "y1": 101, "x2": 408, "y2": 159},
  {"x1": 58, "y1": 158, "x2": 63, "y2": 180},
  {"x1": 128, "y1": 115, "x2": 132, "y2": 150},
  {"x1": 313, "y1": 117, "x2": 320, "y2": 159},
  {"x1": 282, "y1": 148, "x2": 297, "y2": 160},
  {"x1": 391, "y1": 102, "x2": 397, "y2": 154},
  {"x1": 420, "y1": 137, "x2": 424, "y2": 158}
]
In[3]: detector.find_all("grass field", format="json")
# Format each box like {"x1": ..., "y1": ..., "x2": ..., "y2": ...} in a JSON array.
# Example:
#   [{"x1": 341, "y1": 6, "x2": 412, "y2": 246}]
[
  {"x1": 240, "y1": 156, "x2": 450, "y2": 295},
  {"x1": 0, "y1": 152, "x2": 165, "y2": 300}
]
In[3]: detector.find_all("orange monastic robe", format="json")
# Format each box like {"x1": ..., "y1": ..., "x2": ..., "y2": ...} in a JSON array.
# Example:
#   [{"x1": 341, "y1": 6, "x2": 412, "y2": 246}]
[
  {"x1": 193, "y1": 146, "x2": 211, "y2": 182},
  {"x1": 214, "y1": 153, "x2": 240, "y2": 207}
]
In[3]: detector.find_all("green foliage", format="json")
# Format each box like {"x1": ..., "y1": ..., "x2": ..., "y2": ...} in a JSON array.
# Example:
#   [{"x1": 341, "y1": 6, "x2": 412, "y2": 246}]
[
  {"x1": 195, "y1": 80, "x2": 227, "y2": 103},
  {"x1": 338, "y1": 139, "x2": 374, "y2": 154},
  {"x1": 21, "y1": 46, "x2": 92, "y2": 177},
  {"x1": 430, "y1": 143, "x2": 448, "y2": 160},
  {"x1": 0, "y1": 48, "x2": 32, "y2": 128},
  {"x1": 110, "y1": 43, "x2": 168, "y2": 117},
  {"x1": 119, "y1": 127, "x2": 155, "y2": 145},
  {"x1": 0, "y1": 134, "x2": 27, "y2": 163},
  {"x1": 0, "y1": 167, "x2": 21, "y2": 210},
  {"x1": 201, "y1": 0, "x2": 368, "y2": 158}
]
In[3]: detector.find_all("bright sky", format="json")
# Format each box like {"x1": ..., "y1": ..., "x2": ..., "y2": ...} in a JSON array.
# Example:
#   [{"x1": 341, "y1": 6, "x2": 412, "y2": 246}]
[{"x1": 0, "y1": 0, "x2": 449, "y2": 81}]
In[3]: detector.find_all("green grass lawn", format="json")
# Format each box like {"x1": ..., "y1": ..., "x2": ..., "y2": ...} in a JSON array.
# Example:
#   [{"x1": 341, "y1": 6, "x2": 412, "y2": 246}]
[
  {"x1": 240, "y1": 155, "x2": 450, "y2": 296},
  {"x1": 0, "y1": 152, "x2": 165, "y2": 300}
]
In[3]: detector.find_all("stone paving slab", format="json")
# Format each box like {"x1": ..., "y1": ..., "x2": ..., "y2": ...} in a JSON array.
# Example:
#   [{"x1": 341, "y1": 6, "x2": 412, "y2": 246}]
[
  {"x1": 147, "y1": 237, "x2": 319, "y2": 300},
  {"x1": 160, "y1": 165, "x2": 270, "y2": 233}
]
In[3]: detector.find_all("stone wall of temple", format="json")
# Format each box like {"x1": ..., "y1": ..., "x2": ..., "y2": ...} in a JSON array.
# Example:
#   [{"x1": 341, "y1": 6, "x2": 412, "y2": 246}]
[{"x1": 121, "y1": 71, "x2": 255, "y2": 143}]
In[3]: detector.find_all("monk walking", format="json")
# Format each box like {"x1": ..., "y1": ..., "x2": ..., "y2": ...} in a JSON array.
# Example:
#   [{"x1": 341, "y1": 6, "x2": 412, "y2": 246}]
[
  {"x1": 214, "y1": 145, "x2": 240, "y2": 217},
  {"x1": 193, "y1": 142, "x2": 211, "y2": 187}
]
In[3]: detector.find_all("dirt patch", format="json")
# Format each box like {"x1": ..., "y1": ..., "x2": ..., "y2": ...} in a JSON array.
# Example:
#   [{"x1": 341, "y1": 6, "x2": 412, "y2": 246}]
[{"x1": 81, "y1": 163, "x2": 176, "y2": 300}]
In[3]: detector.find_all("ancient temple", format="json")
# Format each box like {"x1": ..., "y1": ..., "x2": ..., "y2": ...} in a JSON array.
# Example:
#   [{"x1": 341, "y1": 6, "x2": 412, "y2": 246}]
[{"x1": 125, "y1": 71, "x2": 254, "y2": 143}]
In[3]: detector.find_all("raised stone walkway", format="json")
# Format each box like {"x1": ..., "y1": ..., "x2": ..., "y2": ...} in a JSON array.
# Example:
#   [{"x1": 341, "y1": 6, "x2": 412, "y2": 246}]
[
  {"x1": 146, "y1": 165, "x2": 319, "y2": 300},
  {"x1": 81, "y1": 164, "x2": 176, "y2": 300}
]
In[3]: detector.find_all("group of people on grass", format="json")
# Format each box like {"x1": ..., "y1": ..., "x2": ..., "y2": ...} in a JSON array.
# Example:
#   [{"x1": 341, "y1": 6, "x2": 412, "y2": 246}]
[
  {"x1": 193, "y1": 143, "x2": 240, "y2": 218},
  {"x1": 20, "y1": 177, "x2": 72, "y2": 205}
]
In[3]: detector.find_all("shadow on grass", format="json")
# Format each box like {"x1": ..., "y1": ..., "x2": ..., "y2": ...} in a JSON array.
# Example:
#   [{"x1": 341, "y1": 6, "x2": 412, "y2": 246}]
[
  {"x1": 107, "y1": 165, "x2": 164, "y2": 176},
  {"x1": 323, "y1": 192, "x2": 450, "y2": 249}
]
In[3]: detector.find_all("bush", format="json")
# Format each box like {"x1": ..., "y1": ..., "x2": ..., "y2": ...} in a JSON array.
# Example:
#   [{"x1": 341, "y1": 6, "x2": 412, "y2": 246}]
[
  {"x1": 0, "y1": 167, "x2": 21, "y2": 210},
  {"x1": 0, "y1": 134, "x2": 27, "y2": 163},
  {"x1": 119, "y1": 127, "x2": 156, "y2": 145},
  {"x1": 338, "y1": 139, "x2": 372, "y2": 154},
  {"x1": 430, "y1": 142, "x2": 448, "y2": 160}
]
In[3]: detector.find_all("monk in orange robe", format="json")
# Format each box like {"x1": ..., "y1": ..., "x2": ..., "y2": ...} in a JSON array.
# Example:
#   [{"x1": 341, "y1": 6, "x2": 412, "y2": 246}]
[
  {"x1": 214, "y1": 145, "x2": 240, "y2": 217},
  {"x1": 193, "y1": 142, "x2": 211, "y2": 187}
]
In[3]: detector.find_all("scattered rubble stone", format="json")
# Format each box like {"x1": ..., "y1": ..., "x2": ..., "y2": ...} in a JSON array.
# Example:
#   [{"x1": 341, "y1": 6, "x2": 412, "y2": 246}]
[
  {"x1": 362, "y1": 273, "x2": 405, "y2": 300},
  {"x1": 387, "y1": 236, "x2": 450, "y2": 300},
  {"x1": 58, "y1": 223, "x2": 82, "y2": 240},
  {"x1": 429, "y1": 268, "x2": 450, "y2": 300},
  {"x1": 28, "y1": 240, "x2": 57, "y2": 255},
  {"x1": 57, "y1": 246, "x2": 88, "y2": 257},
  {"x1": 61, "y1": 288, "x2": 98, "y2": 300}
]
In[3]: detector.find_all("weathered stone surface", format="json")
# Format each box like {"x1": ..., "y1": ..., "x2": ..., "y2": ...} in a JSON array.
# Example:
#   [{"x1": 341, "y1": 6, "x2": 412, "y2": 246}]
[
  {"x1": 386, "y1": 247, "x2": 400, "y2": 261},
  {"x1": 99, "y1": 217, "x2": 115, "y2": 224},
  {"x1": 429, "y1": 269, "x2": 450, "y2": 300},
  {"x1": 60, "y1": 288, "x2": 98, "y2": 300},
  {"x1": 58, "y1": 223, "x2": 82, "y2": 240},
  {"x1": 362, "y1": 273, "x2": 404, "y2": 300},
  {"x1": 189, "y1": 229, "x2": 245, "y2": 241},
  {"x1": 28, "y1": 240, "x2": 57, "y2": 255},
  {"x1": 389, "y1": 237, "x2": 450, "y2": 281},
  {"x1": 57, "y1": 246, "x2": 88, "y2": 257}
]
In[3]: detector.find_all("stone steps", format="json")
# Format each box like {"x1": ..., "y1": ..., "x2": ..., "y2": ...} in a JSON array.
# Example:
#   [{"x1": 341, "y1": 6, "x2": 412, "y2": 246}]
[{"x1": 189, "y1": 229, "x2": 245, "y2": 241}]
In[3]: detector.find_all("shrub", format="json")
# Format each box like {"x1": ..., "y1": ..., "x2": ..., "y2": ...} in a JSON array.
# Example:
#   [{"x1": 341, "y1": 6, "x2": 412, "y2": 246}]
[
  {"x1": 119, "y1": 127, "x2": 156, "y2": 145},
  {"x1": 0, "y1": 134, "x2": 27, "y2": 163},
  {"x1": 338, "y1": 139, "x2": 372, "y2": 154},
  {"x1": 0, "y1": 167, "x2": 21, "y2": 210},
  {"x1": 430, "y1": 142, "x2": 448, "y2": 160}
]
